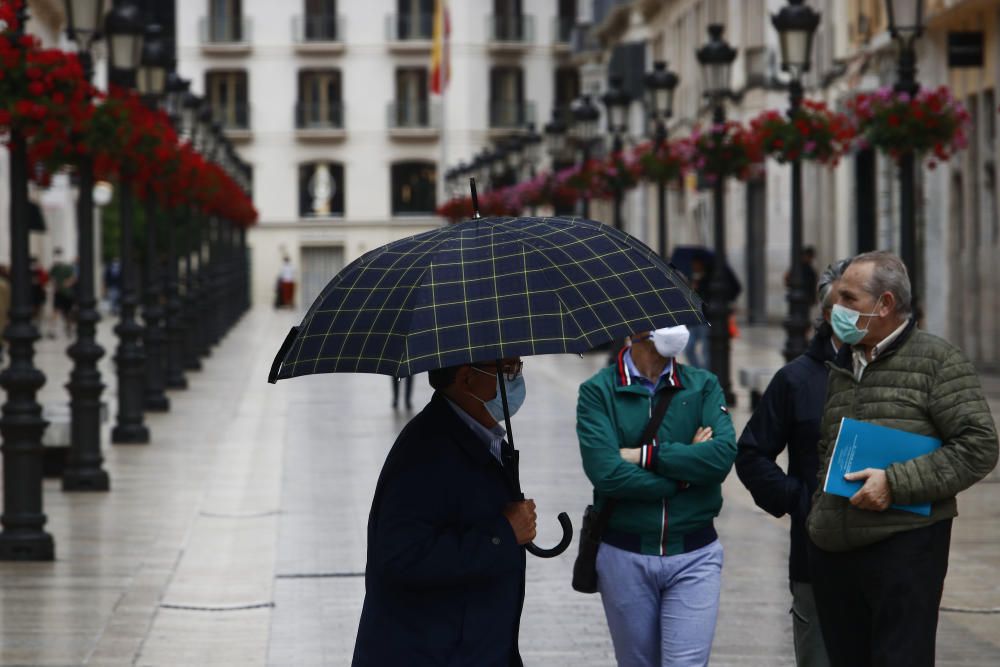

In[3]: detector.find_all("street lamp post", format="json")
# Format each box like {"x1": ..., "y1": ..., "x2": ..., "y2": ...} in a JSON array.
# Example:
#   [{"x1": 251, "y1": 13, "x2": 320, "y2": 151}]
[
  {"x1": 696, "y1": 24, "x2": 738, "y2": 405},
  {"x1": 544, "y1": 108, "x2": 573, "y2": 215},
  {"x1": 62, "y1": 0, "x2": 111, "y2": 491},
  {"x1": 137, "y1": 23, "x2": 170, "y2": 412},
  {"x1": 162, "y1": 72, "x2": 190, "y2": 390},
  {"x1": 773, "y1": 0, "x2": 821, "y2": 362},
  {"x1": 106, "y1": 0, "x2": 150, "y2": 444},
  {"x1": 644, "y1": 61, "x2": 679, "y2": 259},
  {"x1": 886, "y1": 0, "x2": 925, "y2": 315},
  {"x1": 602, "y1": 76, "x2": 632, "y2": 232},
  {"x1": 569, "y1": 94, "x2": 600, "y2": 218},
  {"x1": 0, "y1": 2, "x2": 55, "y2": 560},
  {"x1": 180, "y1": 94, "x2": 204, "y2": 371}
]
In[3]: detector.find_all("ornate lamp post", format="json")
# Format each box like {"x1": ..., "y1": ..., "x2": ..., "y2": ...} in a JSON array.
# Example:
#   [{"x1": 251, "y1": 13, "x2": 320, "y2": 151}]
[
  {"x1": 162, "y1": 71, "x2": 190, "y2": 389},
  {"x1": 62, "y1": 0, "x2": 111, "y2": 491},
  {"x1": 602, "y1": 75, "x2": 632, "y2": 232},
  {"x1": 644, "y1": 61, "x2": 679, "y2": 258},
  {"x1": 136, "y1": 23, "x2": 170, "y2": 411},
  {"x1": 773, "y1": 0, "x2": 821, "y2": 362},
  {"x1": 885, "y1": 0, "x2": 925, "y2": 313},
  {"x1": 696, "y1": 24, "x2": 738, "y2": 405},
  {"x1": 569, "y1": 94, "x2": 600, "y2": 218},
  {"x1": 0, "y1": 2, "x2": 55, "y2": 560},
  {"x1": 106, "y1": 0, "x2": 150, "y2": 444},
  {"x1": 180, "y1": 93, "x2": 204, "y2": 371}
]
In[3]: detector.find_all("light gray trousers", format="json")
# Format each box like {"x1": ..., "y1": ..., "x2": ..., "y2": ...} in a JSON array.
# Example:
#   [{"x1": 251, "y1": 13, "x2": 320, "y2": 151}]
[{"x1": 596, "y1": 540, "x2": 723, "y2": 667}]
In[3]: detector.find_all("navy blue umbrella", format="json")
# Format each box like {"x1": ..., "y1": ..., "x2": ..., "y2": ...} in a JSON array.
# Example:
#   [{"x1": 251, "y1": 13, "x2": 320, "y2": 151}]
[
  {"x1": 269, "y1": 216, "x2": 704, "y2": 383},
  {"x1": 268, "y1": 214, "x2": 705, "y2": 559}
]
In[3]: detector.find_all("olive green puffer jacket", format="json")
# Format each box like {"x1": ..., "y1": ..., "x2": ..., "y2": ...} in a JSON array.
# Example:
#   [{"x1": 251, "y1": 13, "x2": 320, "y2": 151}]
[{"x1": 807, "y1": 321, "x2": 999, "y2": 552}]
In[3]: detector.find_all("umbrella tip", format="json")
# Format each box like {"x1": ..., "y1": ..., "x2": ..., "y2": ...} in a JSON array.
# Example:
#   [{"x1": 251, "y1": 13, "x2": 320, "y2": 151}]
[{"x1": 469, "y1": 178, "x2": 481, "y2": 219}]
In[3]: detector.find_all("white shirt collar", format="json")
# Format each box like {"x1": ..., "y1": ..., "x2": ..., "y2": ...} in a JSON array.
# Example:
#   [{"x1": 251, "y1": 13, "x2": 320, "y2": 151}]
[{"x1": 851, "y1": 318, "x2": 910, "y2": 380}]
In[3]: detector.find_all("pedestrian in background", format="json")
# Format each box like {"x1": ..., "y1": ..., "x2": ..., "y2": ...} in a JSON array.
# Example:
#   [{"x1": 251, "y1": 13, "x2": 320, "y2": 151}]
[
  {"x1": 735, "y1": 257, "x2": 851, "y2": 667},
  {"x1": 50, "y1": 248, "x2": 77, "y2": 337},
  {"x1": 28, "y1": 256, "x2": 48, "y2": 331},
  {"x1": 277, "y1": 256, "x2": 296, "y2": 308},
  {"x1": 390, "y1": 375, "x2": 413, "y2": 410},
  {"x1": 807, "y1": 250, "x2": 998, "y2": 667},
  {"x1": 577, "y1": 326, "x2": 736, "y2": 667},
  {"x1": 103, "y1": 257, "x2": 122, "y2": 314},
  {"x1": 683, "y1": 257, "x2": 710, "y2": 369},
  {"x1": 353, "y1": 358, "x2": 535, "y2": 666}
]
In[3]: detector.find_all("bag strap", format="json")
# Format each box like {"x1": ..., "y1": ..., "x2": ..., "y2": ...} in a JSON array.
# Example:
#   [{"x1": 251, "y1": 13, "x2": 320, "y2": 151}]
[{"x1": 596, "y1": 387, "x2": 679, "y2": 528}]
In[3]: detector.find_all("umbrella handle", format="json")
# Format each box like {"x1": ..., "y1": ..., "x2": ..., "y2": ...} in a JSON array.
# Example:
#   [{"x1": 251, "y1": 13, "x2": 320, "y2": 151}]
[{"x1": 525, "y1": 512, "x2": 573, "y2": 559}]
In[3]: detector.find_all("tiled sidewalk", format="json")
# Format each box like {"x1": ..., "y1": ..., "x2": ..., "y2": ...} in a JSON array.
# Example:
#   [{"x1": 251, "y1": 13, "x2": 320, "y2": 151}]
[{"x1": 0, "y1": 310, "x2": 996, "y2": 665}]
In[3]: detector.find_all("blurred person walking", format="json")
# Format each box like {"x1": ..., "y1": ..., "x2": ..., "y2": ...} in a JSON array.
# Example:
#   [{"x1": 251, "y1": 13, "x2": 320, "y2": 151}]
[
  {"x1": 50, "y1": 248, "x2": 77, "y2": 337},
  {"x1": 277, "y1": 256, "x2": 296, "y2": 308},
  {"x1": 807, "y1": 250, "x2": 998, "y2": 667},
  {"x1": 735, "y1": 258, "x2": 851, "y2": 667}
]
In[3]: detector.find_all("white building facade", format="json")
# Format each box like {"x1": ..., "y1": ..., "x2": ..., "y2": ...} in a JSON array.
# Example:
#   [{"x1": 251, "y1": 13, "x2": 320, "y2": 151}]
[{"x1": 175, "y1": 0, "x2": 578, "y2": 308}]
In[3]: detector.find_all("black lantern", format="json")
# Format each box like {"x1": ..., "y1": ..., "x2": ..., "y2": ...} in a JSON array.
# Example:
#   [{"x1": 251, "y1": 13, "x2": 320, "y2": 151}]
[
  {"x1": 644, "y1": 61, "x2": 679, "y2": 122},
  {"x1": 543, "y1": 109, "x2": 569, "y2": 163},
  {"x1": 64, "y1": 0, "x2": 108, "y2": 45},
  {"x1": 165, "y1": 73, "x2": 190, "y2": 122},
  {"x1": 504, "y1": 135, "x2": 523, "y2": 172},
  {"x1": 569, "y1": 94, "x2": 600, "y2": 145},
  {"x1": 523, "y1": 122, "x2": 542, "y2": 165},
  {"x1": 137, "y1": 24, "x2": 169, "y2": 100},
  {"x1": 104, "y1": 1, "x2": 144, "y2": 74},
  {"x1": 772, "y1": 0, "x2": 821, "y2": 77},
  {"x1": 696, "y1": 24, "x2": 737, "y2": 100},
  {"x1": 601, "y1": 76, "x2": 631, "y2": 135},
  {"x1": 885, "y1": 0, "x2": 925, "y2": 41}
]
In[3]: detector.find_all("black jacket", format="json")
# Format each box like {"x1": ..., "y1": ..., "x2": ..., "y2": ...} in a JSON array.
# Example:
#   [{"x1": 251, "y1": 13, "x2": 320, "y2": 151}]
[
  {"x1": 735, "y1": 327, "x2": 837, "y2": 582},
  {"x1": 353, "y1": 392, "x2": 525, "y2": 666}
]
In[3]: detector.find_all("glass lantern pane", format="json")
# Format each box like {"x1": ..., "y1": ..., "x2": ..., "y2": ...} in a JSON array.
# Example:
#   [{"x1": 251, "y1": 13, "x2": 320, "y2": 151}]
[
  {"x1": 780, "y1": 29, "x2": 811, "y2": 70},
  {"x1": 701, "y1": 62, "x2": 731, "y2": 97},
  {"x1": 656, "y1": 88, "x2": 673, "y2": 117},
  {"x1": 111, "y1": 33, "x2": 139, "y2": 69},
  {"x1": 889, "y1": 0, "x2": 920, "y2": 30},
  {"x1": 70, "y1": 0, "x2": 106, "y2": 34}
]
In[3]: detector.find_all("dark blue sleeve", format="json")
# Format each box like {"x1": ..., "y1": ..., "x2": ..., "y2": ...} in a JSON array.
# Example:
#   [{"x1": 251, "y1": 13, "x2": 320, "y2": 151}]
[
  {"x1": 735, "y1": 370, "x2": 808, "y2": 519},
  {"x1": 371, "y1": 459, "x2": 523, "y2": 590}
]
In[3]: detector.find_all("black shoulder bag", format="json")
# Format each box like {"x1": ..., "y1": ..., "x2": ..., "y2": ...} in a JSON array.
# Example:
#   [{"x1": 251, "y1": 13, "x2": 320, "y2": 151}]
[{"x1": 571, "y1": 389, "x2": 677, "y2": 594}]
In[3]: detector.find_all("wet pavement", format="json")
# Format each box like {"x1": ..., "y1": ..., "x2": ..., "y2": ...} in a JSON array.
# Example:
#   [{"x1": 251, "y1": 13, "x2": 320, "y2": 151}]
[{"x1": 0, "y1": 308, "x2": 997, "y2": 665}]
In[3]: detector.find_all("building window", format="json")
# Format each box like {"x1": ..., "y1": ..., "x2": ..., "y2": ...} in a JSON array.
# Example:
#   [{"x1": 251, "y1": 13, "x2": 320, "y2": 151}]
[
  {"x1": 391, "y1": 162, "x2": 436, "y2": 215},
  {"x1": 304, "y1": 0, "x2": 339, "y2": 41},
  {"x1": 393, "y1": 68, "x2": 429, "y2": 127},
  {"x1": 555, "y1": 0, "x2": 575, "y2": 43},
  {"x1": 554, "y1": 66, "x2": 579, "y2": 121},
  {"x1": 206, "y1": 70, "x2": 249, "y2": 129},
  {"x1": 493, "y1": 0, "x2": 524, "y2": 41},
  {"x1": 299, "y1": 162, "x2": 345, "y2": 217},
  {"x1": 209, "y1": 0, "x2": 243, "y2": 42},
  {"x1": 297, "y1": 69, "x2": 342, "y2": 129},
  {"x1": 394, "y1": 0, "x2": 433, "y2": 40},
  {"x1": 490, "y1": 66, "x2": 525, "y2": 128}
]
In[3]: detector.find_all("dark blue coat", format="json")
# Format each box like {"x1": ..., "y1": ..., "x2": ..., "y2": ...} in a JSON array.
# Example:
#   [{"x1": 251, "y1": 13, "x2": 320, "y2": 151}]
[
  {"x1": 353, "y1": 392, "x2": 526, "y2": 666},
  {"x1": 735, "y1": 328, "x2": 837, "y2": 582}
]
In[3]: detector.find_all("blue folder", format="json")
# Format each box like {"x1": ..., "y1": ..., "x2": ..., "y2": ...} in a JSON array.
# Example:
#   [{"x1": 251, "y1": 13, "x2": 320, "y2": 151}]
[{"x1": 823, "y1": 418, "x2": 941, "y2": 516}]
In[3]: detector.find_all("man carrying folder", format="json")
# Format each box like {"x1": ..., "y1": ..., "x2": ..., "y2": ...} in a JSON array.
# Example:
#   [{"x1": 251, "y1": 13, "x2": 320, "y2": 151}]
[{"x1": 807, "y1": 251, "x2": 998, "y2": 667}]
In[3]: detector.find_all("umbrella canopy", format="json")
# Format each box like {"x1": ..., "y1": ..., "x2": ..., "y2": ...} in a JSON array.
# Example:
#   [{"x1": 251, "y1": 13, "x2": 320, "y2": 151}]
[{"x1": 270, "y1": 216, "x2": 704, "y2": 383}]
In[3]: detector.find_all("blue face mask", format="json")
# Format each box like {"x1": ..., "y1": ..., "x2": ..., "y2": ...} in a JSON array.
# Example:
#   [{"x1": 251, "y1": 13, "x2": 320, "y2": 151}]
[
  {"x1": 831, "y1": 297, "x2": 883, "y2": 345},
  {"x1": 471, "y1": 368, "x2": 526, "y2": 422}
]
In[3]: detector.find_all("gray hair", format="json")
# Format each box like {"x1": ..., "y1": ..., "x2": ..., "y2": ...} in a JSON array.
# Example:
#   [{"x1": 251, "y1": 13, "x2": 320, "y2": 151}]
[
  {"x1": 815, "y1": 257, "x2": 852, "y2": 328},
  {"x1": 851, "y1": 250, "x2": 912, "y2": 316}
]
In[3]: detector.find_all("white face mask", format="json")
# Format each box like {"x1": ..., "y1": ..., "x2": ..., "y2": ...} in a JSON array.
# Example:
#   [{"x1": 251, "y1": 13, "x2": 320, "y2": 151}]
[{"x1": 645, "y1": 325, "x2": 690, "y2": 359}]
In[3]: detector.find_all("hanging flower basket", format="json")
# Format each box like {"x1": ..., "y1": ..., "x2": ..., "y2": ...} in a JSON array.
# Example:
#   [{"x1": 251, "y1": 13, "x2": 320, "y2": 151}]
[
  {"x1": 634, "y1": 138, "x2": 691, "y2": 184},
  {"x1": 750, "y1": 100, "x2": 856, "y2": 166},
  {"x1": 846, "y1": 86, "x2": 970, "y2": 167},
  {"x1": 688, "y1": 121, "x2": 763, "y2": 182},
  {"x1": 591, "y1": 150, "x2": 642, "y2": 200}
]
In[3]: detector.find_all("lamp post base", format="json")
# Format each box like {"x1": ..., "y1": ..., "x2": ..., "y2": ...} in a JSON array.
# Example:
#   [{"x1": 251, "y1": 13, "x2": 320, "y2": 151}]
[
  {"x1": 62, "y1": 467, "x2": 110, "y2": 492},
  {"x1": 166, "y1": 375, "x2": 188, "y2": 390},
  {"x1": 143, "y1": 394, "x2": 170, "y2": 412},
  {"x1": 111, "y1": 424, "x2": 150, "y2": 444},
  {"x1": 0, "y1": 531, "x2": 54, "y2": 561}
]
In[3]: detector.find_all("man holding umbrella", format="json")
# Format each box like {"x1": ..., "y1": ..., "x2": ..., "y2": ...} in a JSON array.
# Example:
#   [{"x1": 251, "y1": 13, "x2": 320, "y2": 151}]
[{"x1": 352, "y1": 357, "x2": 537, "y2": 666}]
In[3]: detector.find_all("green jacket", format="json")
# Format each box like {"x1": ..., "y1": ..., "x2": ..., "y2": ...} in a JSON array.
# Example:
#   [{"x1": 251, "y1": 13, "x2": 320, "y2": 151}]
[
  {"x1": 576, "y1": 350, "x2": 737, "y2": 556},
  {"x1": 807, "y1": 321, "x2": 999, "y2": 552}
]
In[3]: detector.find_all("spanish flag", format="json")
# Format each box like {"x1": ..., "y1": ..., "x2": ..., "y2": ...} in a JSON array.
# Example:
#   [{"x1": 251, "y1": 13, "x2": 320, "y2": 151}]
[{"x1": 430, "y1": 0, "x2": 450, "y2": 95}]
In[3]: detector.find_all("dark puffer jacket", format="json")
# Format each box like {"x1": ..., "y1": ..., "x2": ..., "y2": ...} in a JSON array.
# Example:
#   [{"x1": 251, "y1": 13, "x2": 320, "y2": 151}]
[{"x1": 807, "y1": 320, "x2": 999, "y2": 552}]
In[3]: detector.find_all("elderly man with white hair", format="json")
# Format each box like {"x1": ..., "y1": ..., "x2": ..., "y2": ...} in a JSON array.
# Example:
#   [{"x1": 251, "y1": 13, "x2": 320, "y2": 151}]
[{"x1": 807, "y1": 250, "x2": 998, "y2": 667}]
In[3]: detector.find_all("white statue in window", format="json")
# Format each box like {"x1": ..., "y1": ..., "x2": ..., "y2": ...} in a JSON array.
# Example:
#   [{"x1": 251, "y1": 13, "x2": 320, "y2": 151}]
[{"x1": 309, "y1": 162, "x2": 336, "y2": 216}]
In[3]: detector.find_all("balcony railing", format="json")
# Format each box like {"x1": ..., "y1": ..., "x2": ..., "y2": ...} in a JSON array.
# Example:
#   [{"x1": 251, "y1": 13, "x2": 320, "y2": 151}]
[
  {"x1": 212, "y1": 103, "x2": 251, "y2": 130},
  {"x1": 553, "y1": 16, "x2": 574, "y2": 44},
  {"x1": 489, "y1": 100, "x2": 535, "y2": 129},
  {"x1": 387, "y1": 100, "x2": 440, "y2": 129},
  {"x1": 199, "y1": 15, "x2": 252, "y2": 45},
  {"x1": 386, "y1": 13, "x2": 433, "y2": 41},
  {"x1": 295, "y1": 101, "x2": 344, "y2": 130},
  {"x1": 488, "y1": 14, "x2": 534, "y2": 42},
  {"x1": 293, "y1": 14, "x2": 344, "y2": 43}
]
